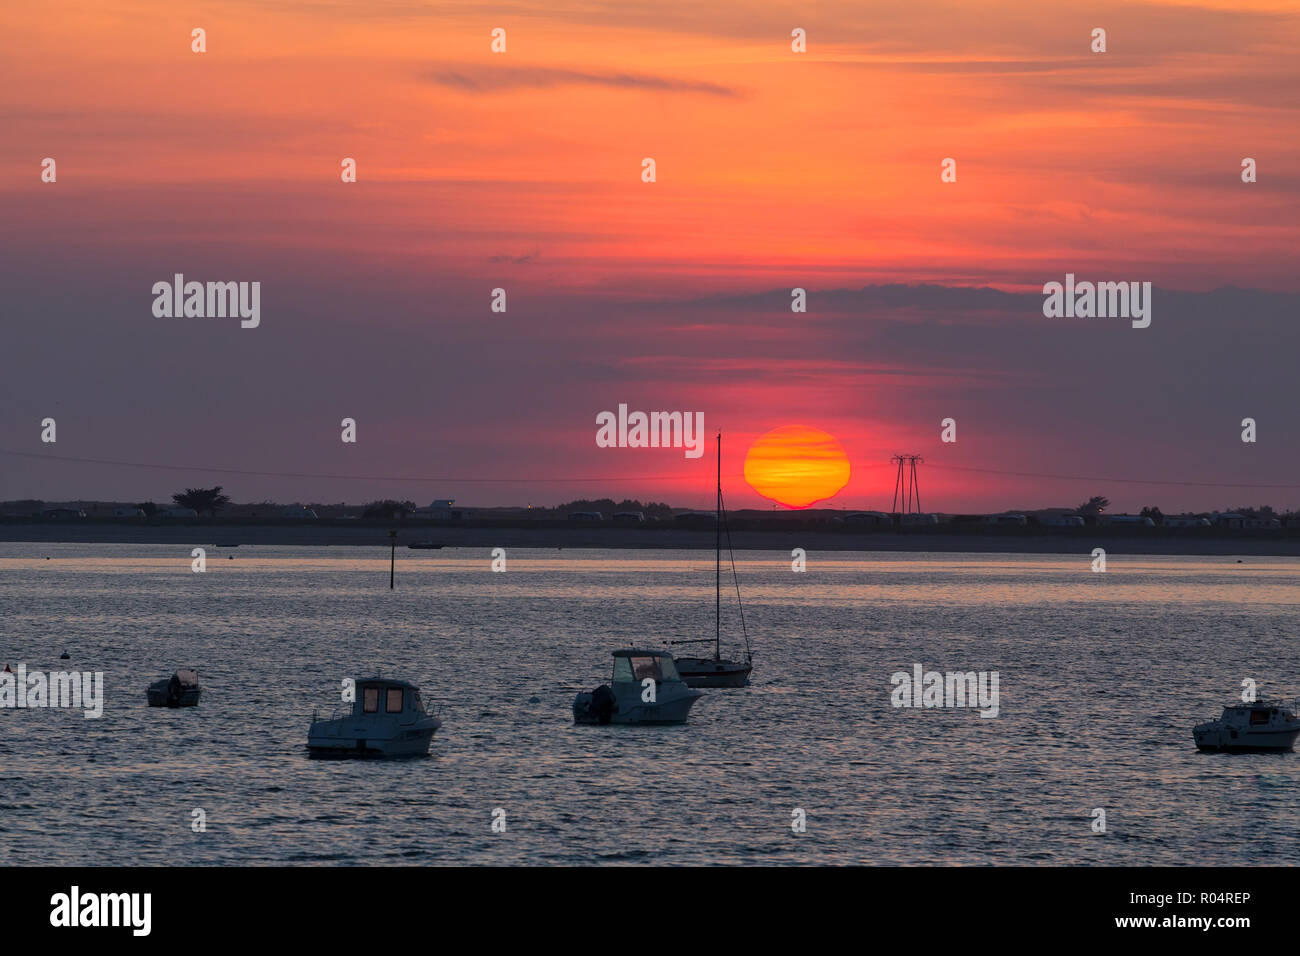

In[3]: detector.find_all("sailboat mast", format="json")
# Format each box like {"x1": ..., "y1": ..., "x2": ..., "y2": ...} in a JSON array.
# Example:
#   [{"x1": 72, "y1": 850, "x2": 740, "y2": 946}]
[{"x1": 715, "y1": 431, "x2": 721, "y2": 661}]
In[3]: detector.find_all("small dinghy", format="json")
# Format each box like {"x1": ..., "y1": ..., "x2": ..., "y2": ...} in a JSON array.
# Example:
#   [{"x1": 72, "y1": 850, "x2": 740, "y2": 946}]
[
  {"x1": 1194, "y1": 699, "x2": 1299, "y2": 752},
  {"x1": 307, "y1": 677, "x2": 441, "y2": 757},
  {"x1": 146, "y1": 669, "x2": 201, "y2": 708},
  {"x1": 573, "y1": 649, "x2": 703, "y2": 725}
]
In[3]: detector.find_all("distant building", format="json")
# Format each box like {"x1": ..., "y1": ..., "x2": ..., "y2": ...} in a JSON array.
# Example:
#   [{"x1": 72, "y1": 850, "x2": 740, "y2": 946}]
[
  {"x1": 1041, "y1": 514, "x2": 1085, "y2": 527},
  {"x1": 162, "y1": 507, "x2": 198, "y2": 518},
  {"x1": 415, "y1": 499, "x2": 462, "y2": 520},
  {"x1": 846, "y1": 511, "x2": 891, "y2": 526},
  {"x1": 982, "y1": 514, "x2": 1027, "y2": 526},
  {"x1": 900, "y1": 513, "x2": 938, "y2": 526},
  {"x1": 1243, "y1": 516, "x2": 1281, "y2": 530},
  {"x1": 1210, "y1": 513, "x2": 1246, "y2": 529},
  {"x1": 612, "y1": 511, "x2": 646, "y2": 522},
  {"x1": 567, "y1": 511, "x2": 604, "y2": 522},
  {"x1": 41, "y1": 507, "x2": 85, "y2": 519},
  {"x1": 279, "y1": 505, "x2": 318, "y2": 519},
  {"x1": 1164, "y1": 514, "x2": 1210, "y2": 528},
  {"x1": 113, "y1": 507, "x2": 146, "y2": 517},
  {"x1": 1101, "y1": 515, "x2": 1155, "y2": 527}
]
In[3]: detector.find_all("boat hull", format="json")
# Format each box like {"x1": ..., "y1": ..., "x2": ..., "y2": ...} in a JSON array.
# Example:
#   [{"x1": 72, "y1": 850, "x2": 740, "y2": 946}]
[
  {"x1": 608, "y1": 693, "x2": 702, "y2": 724},
  {"x1": 675, "y1": 658, "x2": 751, "y2": 688},
  {"x1": 573, "y1": 684, "x2": 703, "y2": 725},
  {"x1": 306, "y1": 717, "x2": 441, "y2": 757},
  {"x1": 146, "y1": 682, "x2": 201, "y2": 707},
  {"x1": 1190, "y1": 723, "x2": 1294, "y2": 754},
  {"x1": 1194, "y1": 724, "x2": 1299, "y2": 752}
]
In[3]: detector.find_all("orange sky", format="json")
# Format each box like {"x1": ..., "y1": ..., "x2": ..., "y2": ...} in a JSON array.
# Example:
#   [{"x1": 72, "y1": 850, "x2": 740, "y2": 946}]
[{"x1": 5, "y1": 0, "x2": 1297, "y2": 287}]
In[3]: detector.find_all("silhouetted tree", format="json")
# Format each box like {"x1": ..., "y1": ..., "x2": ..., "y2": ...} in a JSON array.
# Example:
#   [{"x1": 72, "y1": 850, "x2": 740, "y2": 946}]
[
  {"x1": 1076, "y1": 495, "x2": 1110, "y2": 515},
  {"x1": 171, "y1": 486, "x2": 231, "y2": 517},
  {"x1": 557, "y1": 498, "x2": 675, "y2": 519},
  {"x1": 362, "y1": 499, "x2": 416, "y2": 519},
  {"x1": 1228, "y1": 504, "x2": 1275, "y2": 517}
]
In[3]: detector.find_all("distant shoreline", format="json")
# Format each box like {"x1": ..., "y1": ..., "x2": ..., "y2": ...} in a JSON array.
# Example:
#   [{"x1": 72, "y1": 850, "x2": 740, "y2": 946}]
[{"x1": 3, "y1": 519, "x2": 1300, "y2": 556}]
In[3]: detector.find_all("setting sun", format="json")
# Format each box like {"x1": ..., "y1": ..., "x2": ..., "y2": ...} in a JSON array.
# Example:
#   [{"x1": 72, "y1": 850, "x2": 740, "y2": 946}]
[{"x1": 743, "y1": 426, "x2": 851, "y2": 508}]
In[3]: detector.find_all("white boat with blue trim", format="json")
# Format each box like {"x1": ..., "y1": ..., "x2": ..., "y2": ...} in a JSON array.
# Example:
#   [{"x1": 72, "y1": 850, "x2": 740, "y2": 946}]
[
  {"x1": 307, "y1": 677, "x2": 442, "y2": 756},
  {"x1": 1193, "y1": 698, "x2": 1299, "y2": 752},
  {"x1": 573, "y1": 649, "x2": 703, "y2": 725}
]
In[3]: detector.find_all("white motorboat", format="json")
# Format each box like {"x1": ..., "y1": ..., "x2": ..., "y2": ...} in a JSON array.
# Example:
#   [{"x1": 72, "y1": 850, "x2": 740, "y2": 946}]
[
  {"x1": 1193, "y1": 699, "x2": 1299, "y2": 752},
  {"x1": 573, "y1": 649, "x2": 704, "y2": 725},
  {"x1": 307, "y1": 676, "x2": 442, "y2": 756},
  {"x1": 146, "y1": 669, "x2": 201, "y2": 708},
  {"x1": 672, "y1": 433, "x2": 754, "y2": 688}
]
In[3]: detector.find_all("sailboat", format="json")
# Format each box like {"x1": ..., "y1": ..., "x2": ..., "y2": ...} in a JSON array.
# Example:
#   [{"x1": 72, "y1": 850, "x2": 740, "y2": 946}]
[{"x1": 672, "y1": 433, "x2": 754, "y2": 688}]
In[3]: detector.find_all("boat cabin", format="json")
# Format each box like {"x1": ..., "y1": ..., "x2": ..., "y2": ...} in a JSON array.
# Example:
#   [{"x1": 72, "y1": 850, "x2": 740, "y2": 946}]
[
  {"x1": 611, "y1": 649, "x2": 683, "y2": 685},
  {"x1": 351, "y1": 678, "x2": 427, "y2": 719},
  {"x1": 1220, "y1": 702, "x2": 1286, "y2": 725}
]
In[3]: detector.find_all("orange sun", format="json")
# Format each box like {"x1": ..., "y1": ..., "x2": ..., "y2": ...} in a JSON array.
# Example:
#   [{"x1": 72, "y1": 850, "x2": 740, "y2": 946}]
[{"x1": 743, "y1": 426, "x2": 851, "y2": 508}]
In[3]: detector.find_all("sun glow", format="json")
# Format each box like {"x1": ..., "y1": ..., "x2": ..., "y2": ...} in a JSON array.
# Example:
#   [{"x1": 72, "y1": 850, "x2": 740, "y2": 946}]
[{"x1": 743, "y1": 426, "x2": 851, "y2": 508}]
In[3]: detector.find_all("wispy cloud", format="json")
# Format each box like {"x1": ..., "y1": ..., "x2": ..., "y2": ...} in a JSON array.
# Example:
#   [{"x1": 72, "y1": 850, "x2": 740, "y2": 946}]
[{"x1": 425, "y1": 66, "x2": 739, "y2": 97}]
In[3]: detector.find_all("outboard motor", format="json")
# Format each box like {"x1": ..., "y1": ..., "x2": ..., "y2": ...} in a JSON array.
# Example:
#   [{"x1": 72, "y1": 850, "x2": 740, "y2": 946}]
[
  {"x1": 166, "y1": 673, "x2": 183, "y2": 707},
  {"x1": 590, "y1": 684, "x2": 615, "y2": 725}
]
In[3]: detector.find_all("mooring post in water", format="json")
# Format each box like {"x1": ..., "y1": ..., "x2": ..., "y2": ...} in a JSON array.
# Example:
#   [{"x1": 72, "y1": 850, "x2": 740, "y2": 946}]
[{"x1": 389, "y1": 529, "x2": 396, "y2": 589}]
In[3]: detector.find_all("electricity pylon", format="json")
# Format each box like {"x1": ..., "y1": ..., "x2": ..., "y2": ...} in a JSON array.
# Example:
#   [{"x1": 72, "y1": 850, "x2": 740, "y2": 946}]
[{"x1": 890, "y1": 455, "x2": 924, "y2": 514}]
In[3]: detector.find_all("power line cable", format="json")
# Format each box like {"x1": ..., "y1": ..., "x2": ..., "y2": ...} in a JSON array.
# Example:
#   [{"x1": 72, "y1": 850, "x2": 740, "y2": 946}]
[
  {"x1": 3, "y1": 446, "x2": 1297, "y2": 491},
  {"x1": 0, "y1": 447, "x2": 746, "y2": 484},
  {"x1": 926, "y1": 462, "x2": 1300, "y2": 490}
]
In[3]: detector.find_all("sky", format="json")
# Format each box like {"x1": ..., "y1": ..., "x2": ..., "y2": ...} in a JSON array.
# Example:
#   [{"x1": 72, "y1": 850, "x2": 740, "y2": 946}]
[{"x1": 1, "y1": 0, "x2": 1298, "y2": 514}]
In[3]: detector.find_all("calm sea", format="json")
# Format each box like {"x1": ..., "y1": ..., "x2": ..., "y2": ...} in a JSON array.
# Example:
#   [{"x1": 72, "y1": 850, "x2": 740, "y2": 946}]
[{"x1": 1, "y1": 544, "x2": 1296, "y2": 865}]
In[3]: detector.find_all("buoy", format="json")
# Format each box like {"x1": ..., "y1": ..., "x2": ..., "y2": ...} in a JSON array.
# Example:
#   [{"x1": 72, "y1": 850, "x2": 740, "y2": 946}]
[{"x1": 59, "y1": 651, "x2": 69, "y2": 659}]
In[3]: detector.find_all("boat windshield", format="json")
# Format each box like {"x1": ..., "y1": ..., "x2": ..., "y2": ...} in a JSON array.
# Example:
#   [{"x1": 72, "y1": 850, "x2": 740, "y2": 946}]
[{"x1": 614, "y1": 655, "x2": 679, "y2": 683}]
